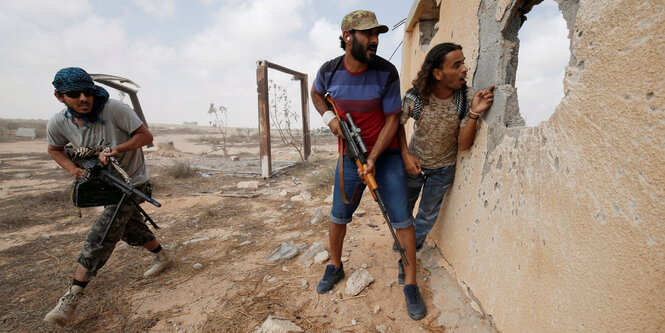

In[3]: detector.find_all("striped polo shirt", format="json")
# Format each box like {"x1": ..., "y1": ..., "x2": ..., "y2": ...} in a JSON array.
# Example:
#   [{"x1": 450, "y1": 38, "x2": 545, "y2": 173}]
[{"x1": 313, "y1": 55, "x2": 401, "y2": 151}]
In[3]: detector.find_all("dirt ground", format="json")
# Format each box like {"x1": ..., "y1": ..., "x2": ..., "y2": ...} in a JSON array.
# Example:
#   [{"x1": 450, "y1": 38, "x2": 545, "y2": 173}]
[{"x1": 0, "y1": 124, "x2": 496, "y2": 332}]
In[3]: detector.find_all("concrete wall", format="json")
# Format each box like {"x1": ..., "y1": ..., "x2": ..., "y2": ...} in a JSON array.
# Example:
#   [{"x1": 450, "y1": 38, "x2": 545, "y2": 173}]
[{"x1": 401, "y1": 0, "x2": 665, "y2": 331}]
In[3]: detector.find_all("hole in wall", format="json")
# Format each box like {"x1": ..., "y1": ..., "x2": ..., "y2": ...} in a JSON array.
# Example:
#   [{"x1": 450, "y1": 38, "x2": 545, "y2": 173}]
[
  {"x1": 415, "y1": 0, "x2": 440, "y2": 53},
  {"x1": 514, "y1": 0, "x2": 569, "y2": 126},
  {"x1": 419, "y1": 20, "x2": 439, "y2": 52}
]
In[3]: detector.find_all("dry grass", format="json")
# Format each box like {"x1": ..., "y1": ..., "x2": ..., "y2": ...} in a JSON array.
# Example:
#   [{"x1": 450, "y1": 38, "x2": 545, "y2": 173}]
[
  {"x1": 0, "y1": 136, "x2": 355, "y2": 333},
  {"x1": 305, "y1": 162, "x2": 336, "y2": 193},
  {"x1": 0, "y1": 189, "x2": 73, "y2": 231},
  {"x1": 164, "y1": 161, "x2": 199, "y2": 179}
]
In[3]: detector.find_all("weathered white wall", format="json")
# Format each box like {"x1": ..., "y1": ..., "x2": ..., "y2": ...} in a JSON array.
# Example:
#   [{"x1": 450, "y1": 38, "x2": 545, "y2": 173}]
[{"x1": 402, "y1": 0, "x2": 665, "y2": 331}]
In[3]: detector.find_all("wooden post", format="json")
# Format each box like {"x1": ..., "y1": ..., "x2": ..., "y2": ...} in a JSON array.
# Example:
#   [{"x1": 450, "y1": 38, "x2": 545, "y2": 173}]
[
  {"x1": 300, "y1": 77, "x2": 311, "y2": 160},
  {"x1": 256, "y1": 61, "x2": 271, "y2": 178}
]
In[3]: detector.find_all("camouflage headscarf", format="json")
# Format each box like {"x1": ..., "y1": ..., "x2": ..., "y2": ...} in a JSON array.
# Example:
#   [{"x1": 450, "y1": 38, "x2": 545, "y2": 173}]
[{"x1": 52, "y1": 67, "x2": 110, "y2": 127}]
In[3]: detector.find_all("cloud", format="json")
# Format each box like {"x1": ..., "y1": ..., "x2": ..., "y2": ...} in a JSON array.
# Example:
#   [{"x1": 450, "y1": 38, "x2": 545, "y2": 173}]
[
  {"x1": 0, "y1": 0, "x2": 321, "y2": 127},
  {"x1": 132, "y1": 0, "x2": 176, "y2": 19},
  {"x1": 0, "y1": 0, "x2": 479, "y2": 130},
  {"x1": 171, "y1": 0, "x2": 312, "y2": 126},
  {"x1": 0, "y1": 0, "x2": 92, "y2": 29},
  {"x1": 0, "y1": 1, "x2": 129, "y2": 119}
]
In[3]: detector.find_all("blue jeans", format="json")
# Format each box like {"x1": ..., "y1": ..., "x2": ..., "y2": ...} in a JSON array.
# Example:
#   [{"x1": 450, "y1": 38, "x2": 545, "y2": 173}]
[
  {"x1": 407, "y1": 165, "x2": 456, "y2": 247},
  {"x1": 330, "y1": 149, "x2": 414, "y2": 229}
]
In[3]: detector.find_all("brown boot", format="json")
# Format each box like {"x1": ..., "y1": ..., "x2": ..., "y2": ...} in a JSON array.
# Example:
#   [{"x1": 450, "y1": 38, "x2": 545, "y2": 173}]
[
  {"x1": 43, "y1": 285, "x2": 84, "y2": 327},
  {"x1": 143, "y1": 249, "x2": 174, "y2": 278}
]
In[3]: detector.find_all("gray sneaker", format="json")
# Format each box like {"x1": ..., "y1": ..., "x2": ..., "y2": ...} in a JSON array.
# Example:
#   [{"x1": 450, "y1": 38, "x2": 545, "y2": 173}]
[
  {"x1": 43, "y1": 285, "x2": 84, "y2": 327},
  {"x1": 144, "y1": 250, "x2": 174, "y2": 278}
]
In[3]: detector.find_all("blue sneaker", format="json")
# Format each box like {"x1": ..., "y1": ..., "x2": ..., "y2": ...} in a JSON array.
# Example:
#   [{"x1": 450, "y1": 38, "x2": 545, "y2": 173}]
[
  {"x1": 397, "y1": 259, "x2": 405, "y2": 286},
  {"x1": 403, "y1": 284, "x2": 426, "y2": 320},
  {"x1": 316, "y1": 263, "x2": 344, "y2": 294}
]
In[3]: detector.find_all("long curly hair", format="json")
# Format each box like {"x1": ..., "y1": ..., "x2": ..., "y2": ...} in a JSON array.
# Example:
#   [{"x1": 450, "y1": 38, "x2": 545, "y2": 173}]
[{"x1": 410, "y1": 43, "x2": 463, "y2": 105}]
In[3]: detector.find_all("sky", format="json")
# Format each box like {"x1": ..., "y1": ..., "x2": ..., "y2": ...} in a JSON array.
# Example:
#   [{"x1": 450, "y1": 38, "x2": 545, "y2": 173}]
[
  {"x1": 516, "y1": 0, "x2": 569, "y2": 126},
  {"x1": 0, "y1": 0, "x2": 567, "y2": 129}
]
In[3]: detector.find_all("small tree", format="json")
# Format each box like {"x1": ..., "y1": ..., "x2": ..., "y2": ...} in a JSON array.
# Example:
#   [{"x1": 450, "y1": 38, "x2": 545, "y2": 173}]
[
  {"x1": 208, "y1": 102, "x2": 232, "y2": 156},
  {"x1": 269, "y1": 80, "x2": 304, "y2": 163}
]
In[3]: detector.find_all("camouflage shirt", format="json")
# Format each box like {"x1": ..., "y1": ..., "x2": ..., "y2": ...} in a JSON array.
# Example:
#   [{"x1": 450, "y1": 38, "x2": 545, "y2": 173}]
[{"x1": 400, "y1": 91, "x2": 472, "y2": 168}]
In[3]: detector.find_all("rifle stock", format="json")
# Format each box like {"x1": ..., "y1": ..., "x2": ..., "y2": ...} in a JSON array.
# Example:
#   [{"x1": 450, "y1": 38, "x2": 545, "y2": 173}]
[{"x1": 325, "y1": 95, "x2": 409, "y2": 266}]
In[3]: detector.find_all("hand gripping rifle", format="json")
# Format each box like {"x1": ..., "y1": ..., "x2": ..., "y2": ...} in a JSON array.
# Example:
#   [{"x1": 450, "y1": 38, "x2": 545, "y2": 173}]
[
  {"x1": 326, "y1": 95, "x2": 409, "y2": 267},
  {"x1": 74, "y1": 158, "x2": 161, "y2": 245}
]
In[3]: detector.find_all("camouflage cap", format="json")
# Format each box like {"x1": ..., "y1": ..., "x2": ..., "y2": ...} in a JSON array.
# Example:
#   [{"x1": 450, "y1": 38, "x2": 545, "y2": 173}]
[{"x1": 341, "y1": 10, "x2": 389, "y2": 33}]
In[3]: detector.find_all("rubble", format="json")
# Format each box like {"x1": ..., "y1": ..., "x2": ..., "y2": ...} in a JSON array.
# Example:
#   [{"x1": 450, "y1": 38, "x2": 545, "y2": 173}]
[
  {"x1": 266, "y1": 241, "x2": 299, "y2": 262},
  {"x1": 345, "y1": 268, "x2": 374, "y2": 296}
]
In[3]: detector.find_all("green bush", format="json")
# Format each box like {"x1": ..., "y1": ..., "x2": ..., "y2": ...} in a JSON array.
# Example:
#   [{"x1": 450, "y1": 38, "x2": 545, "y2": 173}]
[
  {"x1": 164, "y1": 161, "x2": 198, "y2": 179},
  {"x1": 199, "y1": 135, "x2": 222, "y2": 146},
  {"x1": 227, "y1": 134, "x2": 246, "y2": 143}
]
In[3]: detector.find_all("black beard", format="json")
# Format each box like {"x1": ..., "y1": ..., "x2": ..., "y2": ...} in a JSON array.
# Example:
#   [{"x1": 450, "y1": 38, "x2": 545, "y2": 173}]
[{"x1": 351, "y1": 39, "x2": 377, "y2": 64}]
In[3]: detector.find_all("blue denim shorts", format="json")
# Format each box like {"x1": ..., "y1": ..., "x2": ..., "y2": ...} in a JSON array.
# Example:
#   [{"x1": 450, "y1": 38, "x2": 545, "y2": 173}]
[{"x1": 330, "y1": 149, "x2": 414, "y2": 229}]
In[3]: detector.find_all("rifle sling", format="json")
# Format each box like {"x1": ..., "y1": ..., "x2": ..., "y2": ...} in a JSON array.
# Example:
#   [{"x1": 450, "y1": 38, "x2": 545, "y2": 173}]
[{"x1": 338, "y1": 137, "x2": 364, "y2": 205}]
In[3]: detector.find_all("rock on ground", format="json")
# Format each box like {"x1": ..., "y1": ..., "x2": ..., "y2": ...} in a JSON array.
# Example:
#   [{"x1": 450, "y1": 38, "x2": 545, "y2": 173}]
[
  {"x1": 299, "y1": 242, "x2": 326, "y2": 261},
  {"x1": 345, "y1": 268, "x2": 374, "y2": 296},
  {"x1": 266, "y1": 241, "x2": 299, "y2": 262},
  {"x1": 238, "y1": 181, "x2": 260, "y2": 189},
  {"x1": 256, "y1": 315, "x2": 303, "y2": 333},
  {"x1": 157, "y1": 140, "x2": 175, "y2": 150},
  {"x1": 313, "y1": 250, "x2": 329, "y2": 264}
]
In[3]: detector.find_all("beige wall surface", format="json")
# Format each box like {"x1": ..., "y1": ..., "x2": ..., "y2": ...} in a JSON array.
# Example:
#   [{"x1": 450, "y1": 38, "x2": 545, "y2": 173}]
[{"x1": 402, "y1": 0, "x2": 665, "y2": 331}]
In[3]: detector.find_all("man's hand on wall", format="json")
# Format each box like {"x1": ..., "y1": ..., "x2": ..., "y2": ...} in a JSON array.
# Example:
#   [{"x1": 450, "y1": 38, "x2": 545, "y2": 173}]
[{"x1": 471, "y1": 85, "x2": 495, "y2": 114}]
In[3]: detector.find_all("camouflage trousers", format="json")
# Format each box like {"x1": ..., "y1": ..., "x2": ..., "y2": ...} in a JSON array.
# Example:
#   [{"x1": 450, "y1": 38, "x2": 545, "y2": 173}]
[{"x1": 77, "y1": 182, "x2": 156, "y2": 279}]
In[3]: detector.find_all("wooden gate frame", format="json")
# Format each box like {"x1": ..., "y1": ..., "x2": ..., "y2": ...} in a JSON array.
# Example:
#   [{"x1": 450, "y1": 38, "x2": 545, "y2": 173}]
[{"x1": 256, "y1": 60, "x2": 311, "y2": 178}]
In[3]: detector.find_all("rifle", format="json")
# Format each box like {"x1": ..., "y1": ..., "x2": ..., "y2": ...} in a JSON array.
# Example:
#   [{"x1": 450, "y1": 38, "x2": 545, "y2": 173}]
[
  {"x1": 325, "y1": 95, "x2": 409, "y2": 267},
  {"x1": 74, "y1": 157, "x2": 161, "y2": 245}
]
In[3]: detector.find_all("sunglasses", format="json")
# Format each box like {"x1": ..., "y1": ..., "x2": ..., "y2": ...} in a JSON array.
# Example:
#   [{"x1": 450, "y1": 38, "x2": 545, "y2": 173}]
[{"x1": 62, "y1": 88, "x2": 95, "y2": 98}]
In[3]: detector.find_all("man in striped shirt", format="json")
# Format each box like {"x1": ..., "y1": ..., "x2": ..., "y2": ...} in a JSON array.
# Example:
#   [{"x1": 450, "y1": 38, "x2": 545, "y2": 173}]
[{"x1": 310, "y1": 10, "x2": 426, "y2": 320}]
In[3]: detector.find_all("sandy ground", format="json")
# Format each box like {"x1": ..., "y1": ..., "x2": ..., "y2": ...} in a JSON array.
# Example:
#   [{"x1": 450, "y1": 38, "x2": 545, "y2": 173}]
[{"x1": 0, "y1": 127, "x2": 497, "y2": 332}]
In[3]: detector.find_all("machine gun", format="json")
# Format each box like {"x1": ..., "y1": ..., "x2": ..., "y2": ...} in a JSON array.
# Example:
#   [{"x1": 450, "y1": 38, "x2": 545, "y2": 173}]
[
  {"x1": 72, "y1": 157, "x2": 160, "y2": 245},
  {"x1": 326, "y1": 95, "x2": 409, "y2": 267}
]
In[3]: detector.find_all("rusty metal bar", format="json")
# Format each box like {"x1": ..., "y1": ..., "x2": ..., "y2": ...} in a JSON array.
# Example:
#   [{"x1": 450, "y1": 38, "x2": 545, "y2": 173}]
[
  {"x1": 262, "y1": 61, "x2": 307, "y2": 79},
  {"x1": 91, "y1": 75, "x2": 154, "y2": 148}
]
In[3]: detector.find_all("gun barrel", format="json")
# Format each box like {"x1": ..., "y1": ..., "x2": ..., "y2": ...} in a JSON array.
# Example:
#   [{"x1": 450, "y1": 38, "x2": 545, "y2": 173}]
[
  {"x1": 374, "y1": 189, "x2": 409, "y2": 266},
  {"x1": 100, "y1": 170, "x2": 161, "y2": 207}
]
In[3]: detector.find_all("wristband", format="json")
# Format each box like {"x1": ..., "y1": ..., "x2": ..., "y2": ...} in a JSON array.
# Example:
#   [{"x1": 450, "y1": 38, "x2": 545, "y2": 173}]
[
  {"x1": 469, "y1": 114, "x2": 480, "y2": 120},
  {"x1": 322, "y1": 110, "x2": 336, "y2": 125}
]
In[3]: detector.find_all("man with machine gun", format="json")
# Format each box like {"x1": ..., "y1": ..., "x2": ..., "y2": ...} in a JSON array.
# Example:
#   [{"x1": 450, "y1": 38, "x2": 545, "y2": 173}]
[
  {"x1": 43, "y1": 67, "x2": 173, "y2": 327},
  {"x1": 311, "y1": 10, "x2": 426, "y2": 320}
]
